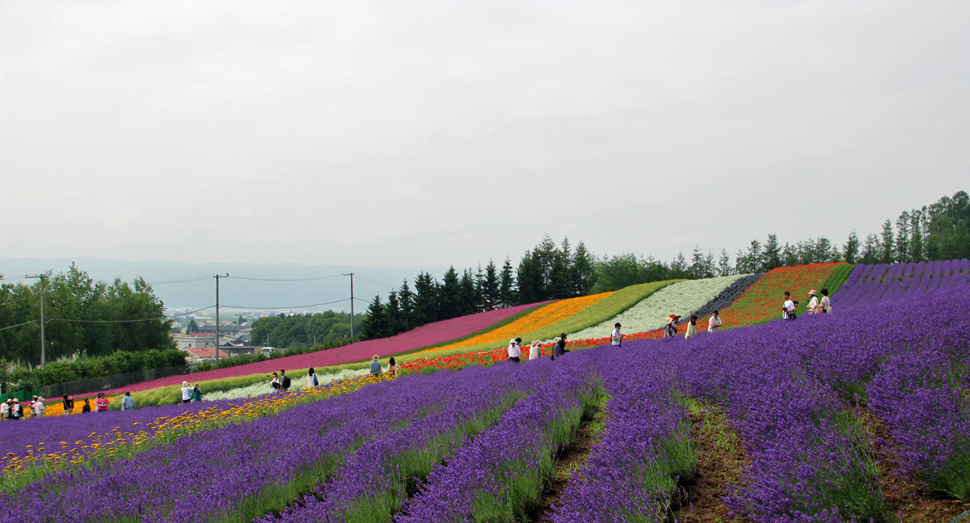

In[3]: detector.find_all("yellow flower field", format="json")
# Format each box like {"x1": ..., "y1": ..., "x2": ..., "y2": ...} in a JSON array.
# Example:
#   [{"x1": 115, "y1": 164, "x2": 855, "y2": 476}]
[{"x1": 416, "y1": 292, "x2": 616, "y2": 355}]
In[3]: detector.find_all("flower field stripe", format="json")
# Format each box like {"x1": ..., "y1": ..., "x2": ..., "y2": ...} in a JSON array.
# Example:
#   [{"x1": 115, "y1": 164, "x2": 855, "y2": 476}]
[
  {"x1": 0, "y1": 374, "x2": 381, "y2": 490},
  {"x1": 393, "y1": 359, "x2": 600, "y2": 523},
  {"x1": 260, "y1": 363, "x2": 555, "y2": 523},
  {"x1": 551, "y1": 356, "x2": 695, "y2": 522},
  {"x1": 414, "y1": 292, "x2": 615, "y2": 356},
  {"x1": 836, "y1": 259, "x2": 970, "y2": 312},
  {"x1": 90, "y1": 301, "x2": 550, "y2": 397},
  {"x1": 687, "y1": 272, "x2": 764, "y2": 322},
  {"x1": 0, "y1": 371, "x2": 492, "y2": 522},
  {"x1": 570, "y1": 275, "x2": 742, "y2": 339}
]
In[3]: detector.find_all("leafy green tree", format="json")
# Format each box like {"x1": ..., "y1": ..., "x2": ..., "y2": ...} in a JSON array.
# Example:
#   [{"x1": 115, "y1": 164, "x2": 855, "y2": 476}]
[
  {"x1": 763, "y1": 234, "x2": 782, "y2": 271},
  {"x1": 717, "y1": 249, "x2": 733, "y2": 276},
  {"x1": 860, "y1": 233, "x2": 880, "y2": 264},
  {"x1": 186, "y1": 320, "x2": 199, "y2": 333}
]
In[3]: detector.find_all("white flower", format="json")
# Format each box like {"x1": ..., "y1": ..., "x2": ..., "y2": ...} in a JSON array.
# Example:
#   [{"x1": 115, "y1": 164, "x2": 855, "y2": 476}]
[
  {"x1": 204, "y1": 368, "x2": 370, "y2": 401},
  {"x1": 571, "y1": 275, "x2": 747, "y2": 339}
]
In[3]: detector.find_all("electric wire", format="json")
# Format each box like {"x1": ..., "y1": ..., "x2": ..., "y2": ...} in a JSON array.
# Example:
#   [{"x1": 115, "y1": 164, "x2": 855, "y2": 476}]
[
  {"x1": 147, "y1": 276, "x2": 212, "y2": 285},
  {"x1": 0, "y1": 319, "x2": 40, "y2": 332},
  {"x1": 220, "y1": 298, "x2": 351, "y2": 310},
  {"x1": 229, "y1": 274, "x2": 346, "y2": 282}
]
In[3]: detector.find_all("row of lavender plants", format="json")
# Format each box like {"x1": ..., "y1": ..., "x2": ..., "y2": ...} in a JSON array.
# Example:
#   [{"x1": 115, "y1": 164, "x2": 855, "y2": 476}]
[
  {"x1": 0, "y1": 367, "x2": 537, "y2": 522},
  {"x1": 550, "y1": 354, "x2": 695, "y2": 522},
  {"x1": 262, "y1": 358, "x2": 599, "y2": 523},
  {"x1": 665, "y1": 285, "x2": 970, "y2": 520},
  {"x1": 688, "y1": 272, "x2": 764, "y2": 320},
  {"x1": 836, "y1": 258, "x2": 970, "y2": 311}
]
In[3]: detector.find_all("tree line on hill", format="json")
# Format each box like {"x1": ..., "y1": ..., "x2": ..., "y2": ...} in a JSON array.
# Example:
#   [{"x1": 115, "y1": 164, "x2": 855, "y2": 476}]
[
  {"x1": 0, "y1": 264, "x2": 175, "y2": 369},
  {"x1": 361, "y1": 190, "x2": 969, "y2": 340},
  {"x1": 248, "y1": 310, "x2": 363, "y2": 348}
]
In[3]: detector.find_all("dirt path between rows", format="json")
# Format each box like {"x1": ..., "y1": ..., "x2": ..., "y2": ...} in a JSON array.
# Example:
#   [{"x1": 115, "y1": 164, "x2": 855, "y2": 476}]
[
  {"x1": 855, "y1": 406, "x2": 970, "y2": 523},
  {"x1": 678, "y1": 404, "x2": 752, "y2": 523},
  {"x1": 526, "y1": 404, "x2": 607, "y2": 523}
]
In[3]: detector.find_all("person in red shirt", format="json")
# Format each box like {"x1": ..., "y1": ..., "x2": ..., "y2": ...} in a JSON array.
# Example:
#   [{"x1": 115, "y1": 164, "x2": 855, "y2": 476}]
[{"x1": 94, "y1": 393, "x2": 110, "y2": 412}]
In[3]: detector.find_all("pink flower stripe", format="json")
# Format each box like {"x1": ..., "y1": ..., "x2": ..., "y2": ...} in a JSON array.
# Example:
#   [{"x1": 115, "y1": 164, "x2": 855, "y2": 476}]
[{"x1": 93, "y1": 301, "x2": 554, "y2": 397}]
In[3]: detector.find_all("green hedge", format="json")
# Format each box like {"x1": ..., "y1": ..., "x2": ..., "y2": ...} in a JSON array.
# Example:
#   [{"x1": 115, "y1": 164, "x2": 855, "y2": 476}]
[{"x1": 4, "y1": 349, "x2": 187, "y2": 390}]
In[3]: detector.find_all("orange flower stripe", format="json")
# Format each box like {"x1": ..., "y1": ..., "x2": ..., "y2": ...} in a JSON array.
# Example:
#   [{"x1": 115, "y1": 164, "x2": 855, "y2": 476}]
[{"x1": 417, "y1": 292, "x2": 616, "y2": 355}]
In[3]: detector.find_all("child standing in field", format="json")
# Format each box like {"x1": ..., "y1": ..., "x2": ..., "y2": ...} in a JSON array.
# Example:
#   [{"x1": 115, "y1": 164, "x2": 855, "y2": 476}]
[
  {"x1": 611, "y1": 323, "x2": 623, "y2": 347},
  {"x1": 685, "y1": 316, "x2": 698, "y2": 339}
]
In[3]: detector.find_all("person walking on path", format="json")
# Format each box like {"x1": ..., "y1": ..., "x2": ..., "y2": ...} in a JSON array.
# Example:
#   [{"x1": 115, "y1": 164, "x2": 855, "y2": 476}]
[
  {"x1": 62, "y1": 395, "x2": 74, "y2": 416},
  {"x1": 95, "y1": 393, "x2": 109, "y2": 412},
  {"x1": 279, "y1": 370, "x2": 291, "y2": 393},
  {"x1": 192, "y1": 383, "x2": 203, "y2": 402},
  {"x1": 806, "y1": 290, "x2": 820, "y2": 314},
  {"x1": 307, "y1": 367, "x2": 319, "y2": 388},
  {"x1": 685, "y1": 316, "x2": 698, "y2": 339},
  {"x1": 387, "y1": 357, "x2": 400, "y2": 377},
  {"x1": 121, "y1": 392, "x2": 135, "y2": 411},
  {"x1": 370, "y1": 355, "x2": 383, "y2": 376},
  {"x1": 507, "y1": 338, "x2": 522, "y2": 363},
  {"x1": 611, "y1": 323, "x2": 623, "y2": 347},
  {"x1": 271, "y1": 372, "x2": 280, "y2": 393},
  {"x1": 81, "y1": 399, "x2": 91, "y2": 413},
  {"x1": 664, "y1": 315, "x2": 679, "y2": 338},
  {"x1": 782, "y1": 292, "x2": 796, "y2": 320},
  {"x1": 708, "y1": 310, "x2": 722, "y2": 333},
  {"x1": 528, "y1": 340, "x2": 542, "y2": 361},
  {"x1": 181, "y1": 381, "x2": 193, "y2": 404},
  {"x1": 820, "y1": 288, "x2": 832, "y2": 313}
]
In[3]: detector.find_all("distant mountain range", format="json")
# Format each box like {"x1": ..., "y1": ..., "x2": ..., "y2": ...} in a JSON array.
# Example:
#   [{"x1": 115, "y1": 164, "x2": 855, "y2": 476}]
[{"x1": 0, "y1": 257, "x2": 448, "y2": 314}]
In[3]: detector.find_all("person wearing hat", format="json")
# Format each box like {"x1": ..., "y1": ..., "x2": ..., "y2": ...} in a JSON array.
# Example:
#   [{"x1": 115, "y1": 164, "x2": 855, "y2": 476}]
[
  {"x1": 507, "y1": 338, "x2": 521, "y2": 363},
  {"x1": 806, "y1": 290, "x2": 820, "y2": 315},
  {"x1": 32, "y1": 396, "x2": 45, "y2": 418},
  {"x1": 1, "y1": 398, "x2": 10, "y2": 421},
  {"x1": 10, "y1": 399, "x2": 23, "y2": 420},
  {"x1": 181, "y1": 381, "x2": 193, "y2": 404},
  {"x1": 528, "y1": 340, "x2": 542, "y2": 361},
  {"x1": 370, "y1": 355, "x2": 383, "y2": 376},
  {"x1": 664, "y1": 315, "x2": 679, "y2": 338}
]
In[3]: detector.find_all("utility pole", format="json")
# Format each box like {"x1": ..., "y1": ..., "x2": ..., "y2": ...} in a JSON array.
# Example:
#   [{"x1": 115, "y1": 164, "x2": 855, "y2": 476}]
[
  {"x1": 214, "y1": 274, "x2": 228, "y2": 364},
  {"x1": 26, "y1": 274, "x2": 47, "y2": 368},
  {"x1": 344, "y1": 272, "x2": 355, "y2": 337}
]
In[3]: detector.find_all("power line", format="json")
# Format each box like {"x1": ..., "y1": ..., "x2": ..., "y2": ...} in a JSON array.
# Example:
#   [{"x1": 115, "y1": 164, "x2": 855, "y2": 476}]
[
  {"x1": 220, "y1": 298, "x2": 351, "y2": 310},
  {"x1": 355, "y1": 275, "x2": 396, "y2": 289},
  {"x1": 147, "y1": 276, "x2": 211, "y2": 285},
  {"x1": 36, "y1": 306, "x2": 215, "y2": 325},
  {"x1": 229, "y1": 274, "x2": 345, "y2": 282},
  {"x1": 0, "y1": 319, "x2": 40, "y2": 333}
]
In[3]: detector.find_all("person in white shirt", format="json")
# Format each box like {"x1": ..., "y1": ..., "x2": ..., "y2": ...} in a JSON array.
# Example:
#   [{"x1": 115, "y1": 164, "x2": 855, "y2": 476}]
[
  {"x1": 307, "y1": 367, "x2": 319, "y2": 388},
  {"x1": 708, "y1": 310, "x2": 722, "y2": 333},
  {"x1": 1, "y1": 399, "x2": 10, "y2": 421},
  {"x1": 685, "y1": 316, "x2": 698, "y2": 339},
  {"x1": 180, "y1": 381, "x2": 193, "y2": 404},
  {"x1": 32, "y1": 397, "x2": 45, "y2": 418},
  {"x1": 507, "y1": 338, "x2": 522, "y2": 363},
  {"x1": 611, "y1": 323, "x2": 623, "y2": 347},
  {"x1": 528, "y1": 340, "x2": 542, "y2": 361},
  {"x1": 806, "y1": 290, "x2": 820, "y2": 314},
  {"x1": 782, "y1": 292, "x2": 796, "y2": 320}
]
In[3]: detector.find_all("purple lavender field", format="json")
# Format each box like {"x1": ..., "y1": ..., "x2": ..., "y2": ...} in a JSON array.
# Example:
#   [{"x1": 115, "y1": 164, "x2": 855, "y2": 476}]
[{"x1": 1, "y1": 260, "x2": 968, "y2": 522}]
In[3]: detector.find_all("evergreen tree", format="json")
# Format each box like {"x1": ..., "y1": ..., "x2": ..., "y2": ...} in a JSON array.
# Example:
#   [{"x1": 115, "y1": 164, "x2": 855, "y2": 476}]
[
  {"x1": 186, "y1": 320, "x2": 199, "y2": 333},
  {"x1": 781, "y1": 243, "x2": 798, "y2": 267},
  {"x1": 361, "y1": 295, "x2": 389, "y2": 340},
  {"x1": 458, "y1": 269, "x2": 479, "y2": 315},
  {"x1": 880, "y1": 220, "x2": 895, "y2": 263},
  {"x1": 925, "y1": 191, "x2": 970, "y2": 260},
  {"x1": 413, "y1": 272, "x2": 439, "y2": 325},
  {"x1": 482, "y1": 260, "x2": 501, "y2": 309},
  {"x1": 669, "y1": 252, "x2": 689, "y2": 278},
  {"x1": 763, "y1": 234, "x2": 782, "y2": 270},
  {"x1": 499, "y1": 258, "x2": 517, "y2": 308},
  {"x1": 717, "y1": 249, "x2": 733, "y2": 276},
  {"x1": 385, "y1": 291, "x2": 404, "y2": 335},
  {"x1": 516, "y1": 251, "x2": 545, "y2": 304},
  {"x1": 909, "y1": 209, "x2": 925, "y2": 261},
  {"x1": 547, "y1": 249, "x2": 572, "y2": 299},
  {"x1": 843, "y1": 230, "x2": 860, "y2": 263},
  {"x1": 860, "y1": 233, "x2": 880, "y2": 264},
  {"x1": 439, "y1": 267, "x2": 461, "y2": 320},
  {"x1": 397, "y1": 279, "x2": 415, "y2": 330},
  {"x1": 570, "y1": 241, "x2": 597, "y2": 296},
  {"x1": 894, "y1": 210, "x2": 911, "y2": 263}
]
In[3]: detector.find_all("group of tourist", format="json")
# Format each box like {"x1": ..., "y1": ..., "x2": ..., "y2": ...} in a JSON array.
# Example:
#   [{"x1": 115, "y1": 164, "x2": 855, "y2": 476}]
[
  {"x1": 0, "y1": 390, "x2": 132, "y2": 419},
  {"x1": 783, "y1": 289, "x2": 832, "y2": 320},
  {"x1": 506, "y1": 333, "x2": 571, "y2": 363},
  {"x1": 179, "y1": 381, "x2": 203, "y2": 404}
]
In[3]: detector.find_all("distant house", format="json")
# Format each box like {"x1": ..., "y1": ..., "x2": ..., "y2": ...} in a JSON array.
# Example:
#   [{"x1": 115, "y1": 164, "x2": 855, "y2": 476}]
[
  {"x1": 183, "y1": 346, "x2": 231, "y2": 362},
  {"x1": 172, "y1": 333, "x2": 217, "y2": 351}
]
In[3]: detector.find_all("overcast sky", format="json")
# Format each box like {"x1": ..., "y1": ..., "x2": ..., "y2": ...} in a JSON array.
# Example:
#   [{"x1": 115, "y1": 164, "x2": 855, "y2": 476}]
[{"x1": 2, "y1": 1, "x2": 967, "y2": 271}]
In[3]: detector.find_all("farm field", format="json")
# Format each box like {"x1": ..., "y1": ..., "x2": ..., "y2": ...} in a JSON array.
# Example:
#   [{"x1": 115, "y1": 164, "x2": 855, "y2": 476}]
[{"x1": 3, "y1": 260, "x2": 969, "y2": 522}]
